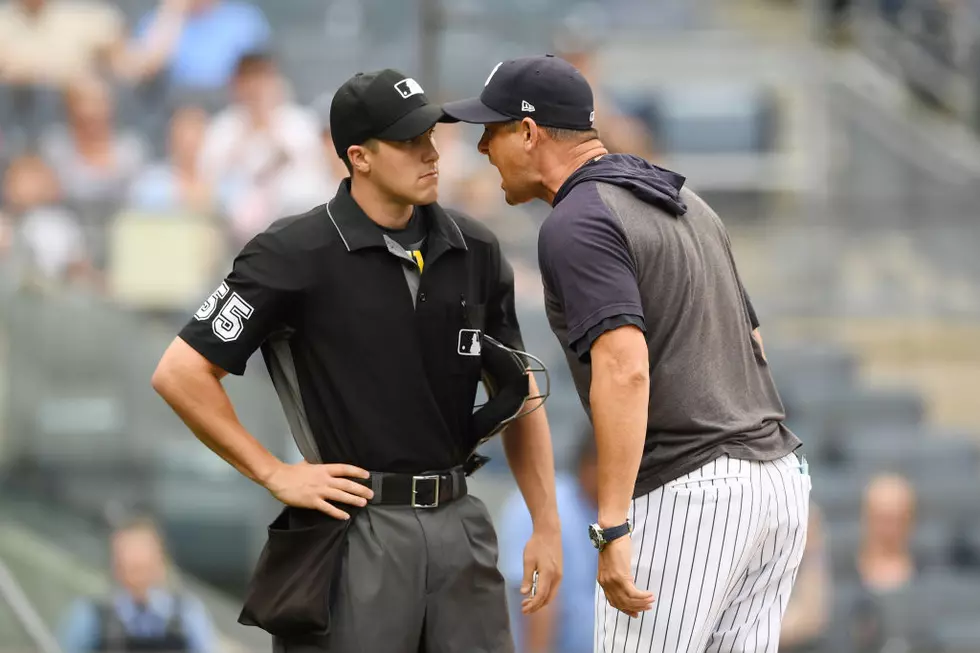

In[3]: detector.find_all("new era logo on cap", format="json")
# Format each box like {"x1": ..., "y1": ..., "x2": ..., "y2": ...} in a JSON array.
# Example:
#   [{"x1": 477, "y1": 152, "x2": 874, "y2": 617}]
[
  {"x1": 394, "y1": 78, "x2": 425, "y2": 99},
  {"x1": 521, "y1": 100, "x2": 535, "y2": 112}
]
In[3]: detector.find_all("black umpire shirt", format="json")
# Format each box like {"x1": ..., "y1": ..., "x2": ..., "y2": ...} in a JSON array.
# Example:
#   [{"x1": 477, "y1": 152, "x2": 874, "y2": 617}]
[{"x1": 179, "y1": 180, "x2": 525, "y2": 474}]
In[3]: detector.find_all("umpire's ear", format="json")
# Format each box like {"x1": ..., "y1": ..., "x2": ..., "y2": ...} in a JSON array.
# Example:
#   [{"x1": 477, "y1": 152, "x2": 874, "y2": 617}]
[{"x1": 347, "y1": 142, "x2": 375, "y2": 175}]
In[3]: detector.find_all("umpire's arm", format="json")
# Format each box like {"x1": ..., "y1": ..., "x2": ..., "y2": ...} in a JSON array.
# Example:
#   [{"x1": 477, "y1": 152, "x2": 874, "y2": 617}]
[
  {"x1": 151, "y1": 233, "x2": 373, "y2": 519},
  {"x1": 486, "y1": 245, "x2": 563, "y2": 615},
  {"x1": 152, "y1": 338, "x2": 282, "y2": 486}
]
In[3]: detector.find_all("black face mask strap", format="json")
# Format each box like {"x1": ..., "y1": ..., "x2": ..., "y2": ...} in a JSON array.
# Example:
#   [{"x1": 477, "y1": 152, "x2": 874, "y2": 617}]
[{"x1": 478, "y1": 334, "x2": 551, "y2": 423}]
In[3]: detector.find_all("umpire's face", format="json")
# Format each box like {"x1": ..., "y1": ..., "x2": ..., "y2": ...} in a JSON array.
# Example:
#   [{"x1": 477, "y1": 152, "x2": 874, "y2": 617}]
[
  {"x1": 349, "y1": 127, "x2": 441, "y2": 206},
  {"x1": 477, "y1": 119, "x2": 540, "y2": 206}
]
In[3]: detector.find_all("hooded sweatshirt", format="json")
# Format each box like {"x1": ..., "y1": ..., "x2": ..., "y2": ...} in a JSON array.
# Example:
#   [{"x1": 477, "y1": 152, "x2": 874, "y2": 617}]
[{"x1": 537, "y1": 154, "x2": 800, "y2": 495}]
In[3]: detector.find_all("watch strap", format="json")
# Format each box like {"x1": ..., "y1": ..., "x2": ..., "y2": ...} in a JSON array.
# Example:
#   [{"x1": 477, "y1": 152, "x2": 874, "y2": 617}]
[{"x1": 601, "y1": 521, "x2": 631, "y2": 544}]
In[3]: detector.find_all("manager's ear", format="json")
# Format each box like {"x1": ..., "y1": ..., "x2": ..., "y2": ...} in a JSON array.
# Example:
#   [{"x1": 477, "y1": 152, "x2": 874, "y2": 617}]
[{"x1": 522, "y1": 117, "x2": 541, "y2": 151}]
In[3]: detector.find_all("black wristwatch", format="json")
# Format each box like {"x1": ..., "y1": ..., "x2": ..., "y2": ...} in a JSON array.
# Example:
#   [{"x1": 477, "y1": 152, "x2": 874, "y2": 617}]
[{"x1": 588, "y1": 521, "x2": 632, "y2": 552}]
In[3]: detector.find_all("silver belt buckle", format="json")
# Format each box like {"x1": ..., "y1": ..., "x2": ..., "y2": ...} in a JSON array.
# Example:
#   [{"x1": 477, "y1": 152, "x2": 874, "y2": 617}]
[{"x1": 411, "y1": 475, "x2": 441, "y2": 508}]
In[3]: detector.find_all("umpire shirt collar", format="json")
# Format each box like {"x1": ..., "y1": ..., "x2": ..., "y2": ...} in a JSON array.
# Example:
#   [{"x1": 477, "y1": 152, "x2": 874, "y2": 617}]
[{"x1": 327, "y1": 179, "x2": 467, "y2": 253}]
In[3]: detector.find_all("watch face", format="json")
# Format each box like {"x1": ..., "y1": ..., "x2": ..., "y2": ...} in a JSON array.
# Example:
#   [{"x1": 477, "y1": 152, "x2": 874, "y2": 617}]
[{"x1": 588, "y1": 523, "x2": 603, "y2": 549}]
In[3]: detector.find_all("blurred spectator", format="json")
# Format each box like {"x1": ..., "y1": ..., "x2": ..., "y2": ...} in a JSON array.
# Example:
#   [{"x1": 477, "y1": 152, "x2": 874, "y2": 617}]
[
  {"x1": 0, "y1": 153, "x2": 91, "y2": 288},
  {"x1": 199, "y1": 51, "x2": 329, "y2": 246},
  {"x1": 313, "y1": 95, "x2": 353, "y2": 193},
  {"x1": 499, "y1": 428, "x2": 598, "y2": 653},
  {"x1": 132, "y1": 0, "x2": 271, "y2": 92},
  {"x1": 319, "y1": 126, "x2": 350, "y2": 190},
  {"x1": 453, "y1": 167, "x2": 539, "y2": 262},
  {"x1": 57, "y1": 515, "x2": 217, "y2": 653},
  {"x1": 38, "y1": 75, "x2": 147, "y2": 266},
  {"x1": 39, "y1": 75, "x2": 146, "y2": 207},
  {"x1": 450, "y1": 166, "x2": 544, "y2": 305},
  {"x1": 0, "y1": 0, "x2": 124, "y2": 87},
  {"x1": 780, "y1": 503, "x2": 832, "y2": 653},
  {"x1": 552, "y1": 26, "x2": 656, "y2": 161},
  {"x1": 843, "y1": 473, "x2": 938, "y2": 653},
  {"x1": 128, "y1": 105, "x2": 214, "y2": 215},
  {"x1": 430, "y1": 121, "x2": 482, "y2": 206}
]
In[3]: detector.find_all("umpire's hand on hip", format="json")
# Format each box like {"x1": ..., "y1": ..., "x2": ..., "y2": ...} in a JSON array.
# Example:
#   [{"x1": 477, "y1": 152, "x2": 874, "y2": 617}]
[
  {"x1": 598, "y1": 537, "x2": 654, "y2": 618},
  {"x1": 520, "y1": 525, "x2": 563, "y2": 614},
  {"x1": 262, "y1": 460, "x2": 374, "y2": 520}
]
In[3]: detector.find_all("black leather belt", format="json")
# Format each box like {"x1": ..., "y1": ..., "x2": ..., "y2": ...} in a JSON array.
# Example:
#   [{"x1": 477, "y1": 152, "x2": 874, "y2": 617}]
[{"x1": 356, "y1": 467, "x2": 468, "y2": 508}]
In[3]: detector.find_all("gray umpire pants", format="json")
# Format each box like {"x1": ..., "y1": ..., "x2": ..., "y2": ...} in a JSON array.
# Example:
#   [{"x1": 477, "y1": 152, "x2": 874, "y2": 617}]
[{"x1": 272, "y1": 495, "x2": 514, "y2": 653}]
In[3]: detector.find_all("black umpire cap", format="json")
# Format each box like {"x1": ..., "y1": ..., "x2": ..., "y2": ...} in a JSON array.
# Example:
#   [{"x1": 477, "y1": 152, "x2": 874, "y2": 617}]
[
  {"x1": 442, "y1": 54, "x2": 595, "y2": 130},
  {"x1": 329, "y1": 68, "x2": 448, "y2": 159}
]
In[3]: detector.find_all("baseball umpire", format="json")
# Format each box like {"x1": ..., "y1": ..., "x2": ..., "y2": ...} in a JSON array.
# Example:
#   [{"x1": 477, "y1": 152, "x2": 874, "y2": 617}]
[
  {"x1": 152, "y1": 68, "x2": 563, "y2": 653},
  {"x1": 443, "y1": 55, "x2": 811, "y2": 653}
]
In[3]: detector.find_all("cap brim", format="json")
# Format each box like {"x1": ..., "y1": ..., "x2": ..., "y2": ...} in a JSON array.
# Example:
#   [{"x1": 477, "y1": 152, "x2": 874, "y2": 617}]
[
  {"x1": 376, "y1": 103, "x2": 446, "y2": 142},
  {"x1": 440, "y1": 97, "x2": 513, "y2": 124}
]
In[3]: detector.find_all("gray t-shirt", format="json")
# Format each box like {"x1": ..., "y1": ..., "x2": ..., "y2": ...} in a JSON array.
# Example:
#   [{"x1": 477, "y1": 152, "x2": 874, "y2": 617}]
[{"x1": 538, "y1": 155, "x2": 800, "y2": 496}]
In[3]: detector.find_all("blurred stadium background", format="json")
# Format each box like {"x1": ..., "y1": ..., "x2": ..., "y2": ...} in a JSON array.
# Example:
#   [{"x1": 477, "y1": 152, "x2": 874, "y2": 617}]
[{"x1": 1, "y1": 0, "x2": 980, "y2": 651}]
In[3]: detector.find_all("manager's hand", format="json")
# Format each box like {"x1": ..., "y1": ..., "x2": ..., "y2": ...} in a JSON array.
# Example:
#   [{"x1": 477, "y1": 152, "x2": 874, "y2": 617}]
[
  {"x1": 520, "y1": 526, "x2": 563, "y2": 614},
  {"x1": 598, "y1": 537, "x2": 654, "y2": 618},
  {"x1": 263, "y1": 460, "x2": 374, "y2": 520}
]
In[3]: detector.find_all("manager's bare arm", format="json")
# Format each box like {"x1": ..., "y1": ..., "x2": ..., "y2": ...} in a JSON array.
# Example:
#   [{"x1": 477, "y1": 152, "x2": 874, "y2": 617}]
[
  {"x1": 591, "y1": 324, "x2": 654, "y2": 617},
  {"x1": 151, "y1": 337, "x2": 373, "y2": 519},
  {"x1": 591, "y1": 325, "x2": 649, "y2": 527}
]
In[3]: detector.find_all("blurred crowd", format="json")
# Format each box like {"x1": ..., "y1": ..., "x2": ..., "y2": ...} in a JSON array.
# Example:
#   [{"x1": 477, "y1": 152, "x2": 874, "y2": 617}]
[
  {"x1": 821, "y1": 0, "x2": 980, "y2": 126},
  {"x1": 0, "y1": 0, "x2": 662, "y2": 311},
  {"x1": 2, "y1": 2, "x2": 980, "y2": 653},
  {"x1": 501, "y1": 458, "x2": 980, "y2": 653}
]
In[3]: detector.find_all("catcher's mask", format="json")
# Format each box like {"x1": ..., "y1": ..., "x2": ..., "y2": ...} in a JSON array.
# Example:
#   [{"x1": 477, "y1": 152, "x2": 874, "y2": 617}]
[{"x1": 464, "y1": 333, "x2": 550, "y2": 475}]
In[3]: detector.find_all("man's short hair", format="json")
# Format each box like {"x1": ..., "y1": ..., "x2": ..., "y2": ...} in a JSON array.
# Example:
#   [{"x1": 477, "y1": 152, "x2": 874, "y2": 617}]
[
  {"x1": 112, "y1": 513, "x2": 163, "y2": 538},
  {"x1": 234, "y1": 50, "x2": 276, "y2": 78},
  {"x1": 506, "y1": 120, "x2": 599, "y2": 144},
  {"x1": 542, "y1": 125, "x2": 600, "y2": 143}
]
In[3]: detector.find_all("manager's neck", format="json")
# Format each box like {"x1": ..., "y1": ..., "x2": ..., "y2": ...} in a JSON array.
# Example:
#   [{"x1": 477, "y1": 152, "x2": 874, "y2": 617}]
[{"x1": 541, "y1": 140, "x2": 608, "y2": 205}]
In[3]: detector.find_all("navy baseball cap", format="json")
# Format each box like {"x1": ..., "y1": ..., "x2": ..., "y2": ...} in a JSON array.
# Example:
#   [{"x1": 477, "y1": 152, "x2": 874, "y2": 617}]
[
  {"x1": 442, "y1": 55, "x2": 595, "y2": 130},
  {"x1": 330, "y1": 68, "x2": 448, "y2": 159}
]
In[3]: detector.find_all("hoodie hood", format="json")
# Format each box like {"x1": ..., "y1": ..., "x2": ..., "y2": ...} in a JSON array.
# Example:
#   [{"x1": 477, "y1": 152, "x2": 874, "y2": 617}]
[{"x1": 552, "y1": 154, "x2": 688, "y2": 216}]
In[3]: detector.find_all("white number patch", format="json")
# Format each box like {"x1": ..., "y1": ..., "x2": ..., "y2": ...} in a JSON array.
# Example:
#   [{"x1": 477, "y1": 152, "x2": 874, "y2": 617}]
[
  {"x1": 194, "y1": 282, "x2": 230, "y2": 321},
  {"x1": 211, "y1": 293, "x2": 254, "y2": 342}
]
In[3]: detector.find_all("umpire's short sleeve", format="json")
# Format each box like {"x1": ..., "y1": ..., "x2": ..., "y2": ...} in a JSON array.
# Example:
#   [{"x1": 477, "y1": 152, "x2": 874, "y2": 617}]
[
  {"x1": 485, "y1": 240, "x2": 525, "y2": 352},
  {"x1": 178, "y1": 232, "x2": 307, "y2": 375}
]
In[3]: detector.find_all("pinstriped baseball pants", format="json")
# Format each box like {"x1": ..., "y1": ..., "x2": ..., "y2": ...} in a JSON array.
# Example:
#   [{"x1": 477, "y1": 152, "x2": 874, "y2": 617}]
[{"x1": 596, "y1": 453, "x2": 811, "y2": 653}]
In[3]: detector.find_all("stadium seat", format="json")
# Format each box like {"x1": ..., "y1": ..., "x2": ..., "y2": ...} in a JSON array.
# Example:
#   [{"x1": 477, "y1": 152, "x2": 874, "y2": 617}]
[
  {"x1": 647, "y1": 84, "x2": 778, "y2": 155},
  {"x1": 812, "y1": 467, "x2": 980, "y2": 525},
  {"x1": 767, "y1": 340, "x2": 859, "y2": 401},
  {"x1": 827, "y1": 429, "x2": 980, "y2": 477},
  {"x1": 105, "y1": 210, "x2": 228, "y2": 313},
  {"x1": 793, "y1": 387, "x2": 927, "y2": 444},
  {"x1": 916, "y1": 571, "x2": 980, "y2": 622},
  {"x1": 936, "y1": 619, "x2": 980, "y2": 653}
]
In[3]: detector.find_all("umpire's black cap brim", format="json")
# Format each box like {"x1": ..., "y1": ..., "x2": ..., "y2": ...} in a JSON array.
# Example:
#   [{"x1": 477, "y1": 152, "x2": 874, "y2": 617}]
[
  {"x1": 376, "y1": 103, "x2": 447, "y2": 141},
  {"x1": 441, "y1": 97, "x2": 513, "y2": 124}
]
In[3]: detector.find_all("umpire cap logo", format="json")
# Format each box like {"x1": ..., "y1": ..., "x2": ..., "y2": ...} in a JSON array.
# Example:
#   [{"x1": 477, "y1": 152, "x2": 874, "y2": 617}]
[
  {"x1": 394, "y1": 78, "x2": 425, "y2": 99},
  {"x1": 458, "y1": 329, "x2": 482, "y2": 356}
]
